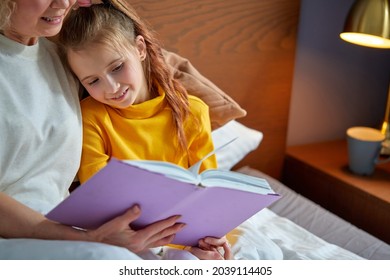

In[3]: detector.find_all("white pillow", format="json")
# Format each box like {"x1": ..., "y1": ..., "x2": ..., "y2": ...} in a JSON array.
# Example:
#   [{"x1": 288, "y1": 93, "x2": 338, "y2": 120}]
[{"x1": 211, "y1": 120, "x2": 263, "y2": 170}]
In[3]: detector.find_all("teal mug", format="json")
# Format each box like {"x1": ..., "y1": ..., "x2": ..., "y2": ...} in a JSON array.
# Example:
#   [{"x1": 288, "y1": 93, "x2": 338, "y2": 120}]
[{"x1": 346, "y1": 127, "x2": 390, "y2": 176}]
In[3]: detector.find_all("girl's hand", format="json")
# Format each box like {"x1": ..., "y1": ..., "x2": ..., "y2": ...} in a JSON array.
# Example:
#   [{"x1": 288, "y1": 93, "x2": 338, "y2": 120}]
[
  {"x1": 86, "y1": 205, "x2": 186, "y2": 253},
  {"x1": 186, "y1": 236, "x2": 234, "y2": 260}
]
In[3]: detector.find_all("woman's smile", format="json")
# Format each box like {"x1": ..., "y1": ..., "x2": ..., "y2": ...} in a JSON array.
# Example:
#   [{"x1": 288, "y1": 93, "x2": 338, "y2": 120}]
[{"x1": 41, "y1": 16, "x2": 63, "y2": 25}]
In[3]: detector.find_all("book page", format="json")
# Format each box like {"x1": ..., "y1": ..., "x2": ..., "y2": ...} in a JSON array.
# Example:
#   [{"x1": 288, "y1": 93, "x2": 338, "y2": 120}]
[
  {"x1": 123, "y1": 137, "x2": 238, "y2": 186},
  {"x1": 199, "y1": 169, "x2": 273, "y2": 195},
  {"x1": 123, "y1": 160, "x2": 197, "y2": 184},
  {"x1": 188, "y1": 137, "x2": 238, "y2": 175}
]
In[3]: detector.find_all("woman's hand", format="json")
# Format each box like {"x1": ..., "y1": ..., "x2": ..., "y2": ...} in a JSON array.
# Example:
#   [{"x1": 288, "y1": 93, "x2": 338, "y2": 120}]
[
  {"x1": 75, "y1": 0, "x2": 103, "y2": 8},
  {"x1": 86, "y1": 205, "x2": 186, "y2": 253},
  {"x1": 186, "y1": 236, "x2": 234, "y2": 260}
]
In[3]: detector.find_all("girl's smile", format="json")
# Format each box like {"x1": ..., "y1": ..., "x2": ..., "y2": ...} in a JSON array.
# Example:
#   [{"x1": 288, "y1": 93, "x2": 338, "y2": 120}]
[{"x1": 111, "y1": 88, "x2": 129, "y2": 102}]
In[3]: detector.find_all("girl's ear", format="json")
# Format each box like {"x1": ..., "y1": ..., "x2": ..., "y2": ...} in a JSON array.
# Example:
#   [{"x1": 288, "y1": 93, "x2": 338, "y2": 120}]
[{"x1": 135, "y1": 35, "x2": 147, "y2": 61}]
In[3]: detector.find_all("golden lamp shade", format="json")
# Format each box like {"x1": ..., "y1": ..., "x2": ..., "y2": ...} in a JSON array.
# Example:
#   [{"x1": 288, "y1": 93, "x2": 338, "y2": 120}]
[{"x1": 340, "y1": 0, "x2": 390, "y2": 49}]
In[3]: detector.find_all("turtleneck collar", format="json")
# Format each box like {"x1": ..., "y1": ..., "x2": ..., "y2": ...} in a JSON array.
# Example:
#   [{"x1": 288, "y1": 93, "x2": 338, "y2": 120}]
[{"x1": 111, "y1": 84, "x2": 167, "y2": 119}]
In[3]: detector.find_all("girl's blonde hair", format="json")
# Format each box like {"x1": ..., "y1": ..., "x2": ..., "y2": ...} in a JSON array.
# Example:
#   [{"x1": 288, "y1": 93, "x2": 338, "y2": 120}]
[
  {"x1": 0, "y1": 0, "x2": 15, "y2": 31},
  {"x1": 58, "y1": 3, "x2": 190, "y2": 152}
]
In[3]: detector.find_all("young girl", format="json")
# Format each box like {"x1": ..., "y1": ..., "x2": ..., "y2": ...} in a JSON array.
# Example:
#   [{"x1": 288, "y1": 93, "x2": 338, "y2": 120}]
[{"x1": 58, "y1": 3, "x2": 232, "y2": 260}]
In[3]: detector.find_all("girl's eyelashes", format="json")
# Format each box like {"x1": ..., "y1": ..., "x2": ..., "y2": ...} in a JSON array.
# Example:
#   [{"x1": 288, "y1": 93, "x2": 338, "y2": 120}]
[
  {"x1": 88, "y1": 78, "x2": 99, "y2": 86},
  {"x1": 84, "y1": 62, "x2": 123, "y2": 86},
  {"x1": 112, "y1": 62, "x2": 124, "y2": 73}
]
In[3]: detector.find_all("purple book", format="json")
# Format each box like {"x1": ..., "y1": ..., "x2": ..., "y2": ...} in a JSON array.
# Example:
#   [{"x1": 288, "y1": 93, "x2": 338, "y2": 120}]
[{"x1": 46, "y1": 158, "x2": 280, "y2": 246}]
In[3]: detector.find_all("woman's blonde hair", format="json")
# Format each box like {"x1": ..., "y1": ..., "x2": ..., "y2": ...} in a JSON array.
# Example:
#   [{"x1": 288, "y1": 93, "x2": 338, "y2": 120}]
[
  {"x1": 58, "y1": 2, "x2": 191, "y2": 152},
  {"x1": 0, "y1": 0, "x2": 15, "y2": 30}
]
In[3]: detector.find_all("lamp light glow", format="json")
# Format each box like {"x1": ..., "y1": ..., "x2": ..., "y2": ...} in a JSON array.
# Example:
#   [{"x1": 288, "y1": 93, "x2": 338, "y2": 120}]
[
  {"x1": 340, "y1": 0, "x2": 390, "y2": 49},
  {"x1": 340, "y1": 33, "x2": 390, "y2": 48}
]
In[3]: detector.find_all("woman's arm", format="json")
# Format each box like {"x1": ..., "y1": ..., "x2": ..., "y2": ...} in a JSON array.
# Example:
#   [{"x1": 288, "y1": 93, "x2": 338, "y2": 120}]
[
  {"x1": 0, "y1": 192, "x2": 184, "y2": 252},
  {"x1": 0, "y1": 192, "x2": 87, "y2": 240}
]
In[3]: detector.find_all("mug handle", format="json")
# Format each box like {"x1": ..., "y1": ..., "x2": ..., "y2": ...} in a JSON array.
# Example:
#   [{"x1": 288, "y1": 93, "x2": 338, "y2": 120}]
[{"x1": 375, "y1": 142, "x2": 390, "y2": 165}]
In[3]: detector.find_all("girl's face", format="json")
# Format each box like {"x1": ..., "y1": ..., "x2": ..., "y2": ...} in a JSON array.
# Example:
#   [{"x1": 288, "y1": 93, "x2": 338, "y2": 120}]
[
  {"x1": 5, "y1": 0, "x2": 77, "y2": 45},
  {"x1": 68, "y1": 36, "x2": 149, "y2": 109}
]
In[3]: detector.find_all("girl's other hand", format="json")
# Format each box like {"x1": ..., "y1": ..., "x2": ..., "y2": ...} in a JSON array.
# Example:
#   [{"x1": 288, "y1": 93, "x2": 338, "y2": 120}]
[{"x1": 186, "y1": 236, "x2": 234, "y2": 260}]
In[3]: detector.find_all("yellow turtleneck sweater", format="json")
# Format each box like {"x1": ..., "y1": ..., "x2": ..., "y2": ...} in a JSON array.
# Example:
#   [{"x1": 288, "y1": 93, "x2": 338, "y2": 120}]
[{"x1": 78, "y1": 91, "x2": 216, "y2": 183}]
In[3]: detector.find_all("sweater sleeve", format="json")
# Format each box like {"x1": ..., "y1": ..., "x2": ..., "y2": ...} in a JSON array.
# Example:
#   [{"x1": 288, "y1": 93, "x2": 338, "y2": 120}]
[
  {"x1": 78, "y1": 101, "x2": 110, "y2": 184},
  {"x1": 187, "y1": 96, "x2": 217, "y2": 172}
]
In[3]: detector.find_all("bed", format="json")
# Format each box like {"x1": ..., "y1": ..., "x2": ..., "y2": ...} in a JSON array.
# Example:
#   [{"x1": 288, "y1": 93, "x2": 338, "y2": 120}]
[{"x1": 123, "y1": 0, "x2": 390, "y2": 260}]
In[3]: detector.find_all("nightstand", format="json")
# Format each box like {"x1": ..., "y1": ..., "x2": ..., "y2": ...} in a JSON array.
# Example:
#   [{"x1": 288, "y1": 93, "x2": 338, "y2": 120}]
[{"x1": 281, "y1": 139, "x2": 390, "y2": 244}]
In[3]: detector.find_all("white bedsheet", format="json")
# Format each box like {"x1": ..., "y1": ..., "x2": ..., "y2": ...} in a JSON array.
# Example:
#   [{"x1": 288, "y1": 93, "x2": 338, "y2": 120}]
[
  {"x1": 0, "y1": 208, "x2": 363, "y2": 260},
  {"x1": 228, "y1": 208, "x2": 363, "y2": 260},
  {"x1": 0, "y1": 208, "x2": 362, "y2": 260}
]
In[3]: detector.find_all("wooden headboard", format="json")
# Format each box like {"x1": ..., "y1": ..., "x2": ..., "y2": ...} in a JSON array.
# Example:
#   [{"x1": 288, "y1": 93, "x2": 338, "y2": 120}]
[{"x1": 130, "y1": 0, "x2": 301, "y2": 179}]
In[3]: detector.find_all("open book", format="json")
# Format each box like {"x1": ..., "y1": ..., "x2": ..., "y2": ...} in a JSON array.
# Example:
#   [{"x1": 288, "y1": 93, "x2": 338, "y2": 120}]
[{"x1": 46, "y1": 140, "x2": 280, "y2": 246}]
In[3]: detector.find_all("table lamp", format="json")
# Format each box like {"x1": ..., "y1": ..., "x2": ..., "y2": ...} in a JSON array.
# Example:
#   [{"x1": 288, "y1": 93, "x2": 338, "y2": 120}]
[{"x1": 340, "y1": 0, "x2": 390, "y2": 155}]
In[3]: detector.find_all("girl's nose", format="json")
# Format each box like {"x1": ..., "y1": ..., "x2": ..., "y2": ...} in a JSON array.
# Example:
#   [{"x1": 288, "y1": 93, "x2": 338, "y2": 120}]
[{"x1": 105, "y1": 77, "x2": 120, "y2": 94}]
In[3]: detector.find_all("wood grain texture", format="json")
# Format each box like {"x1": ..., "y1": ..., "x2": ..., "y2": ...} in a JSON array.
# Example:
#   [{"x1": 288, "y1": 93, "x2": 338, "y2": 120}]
[
  {"x1": 282, "y1": 140, "x2": 390, "y2": 243},
  {"x1": 130, "y1": 0, "x2": 301, "y2": 178}
]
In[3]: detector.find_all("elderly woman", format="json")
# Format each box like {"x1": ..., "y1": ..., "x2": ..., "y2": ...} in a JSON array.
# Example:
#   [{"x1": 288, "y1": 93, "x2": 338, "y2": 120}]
[
  {"x1": 0, "y1": 0, "x2": 185, "y2": 260},
  {"x1": 0, "y1": 0, "x2": 235, "y2": 260}
]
